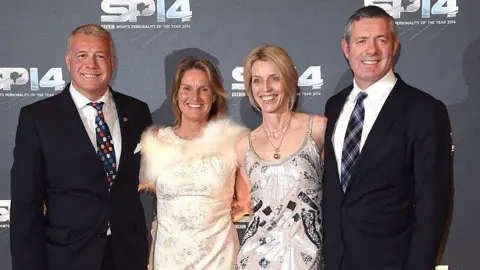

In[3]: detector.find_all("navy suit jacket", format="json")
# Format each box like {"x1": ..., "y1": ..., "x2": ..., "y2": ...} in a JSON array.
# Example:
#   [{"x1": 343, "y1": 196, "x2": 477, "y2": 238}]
[
  {"x1": 10, "y1": 85, "x2": 152, "y2": 270},
  {"x1": 323, "y1": 75, "x2": 452, "y2": 270}
]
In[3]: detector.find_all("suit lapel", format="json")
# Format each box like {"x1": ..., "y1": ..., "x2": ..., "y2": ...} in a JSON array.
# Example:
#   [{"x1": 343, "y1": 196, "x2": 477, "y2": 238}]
[
  {"x1": 326, "y1": 86, "x2": 352, "y2": 195},
  {"x1": 57, "y1": 85, "x2": 103, "y2": 167},
  {"x1": 345, "y1": 76, "x2": 408, "y2": 195},
  {"x1": 111, "y1": 90, "x2": 133, "y2": 176}
]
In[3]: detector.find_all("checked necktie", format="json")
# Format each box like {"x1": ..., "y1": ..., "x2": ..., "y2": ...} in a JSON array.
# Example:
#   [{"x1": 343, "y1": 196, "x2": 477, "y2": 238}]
[
  {"x1": 341, "y1": 91, "x2": 368, "y2": 193},
  {"x1": 88, "y1": 102, "x2": 117, "y2": 188}
]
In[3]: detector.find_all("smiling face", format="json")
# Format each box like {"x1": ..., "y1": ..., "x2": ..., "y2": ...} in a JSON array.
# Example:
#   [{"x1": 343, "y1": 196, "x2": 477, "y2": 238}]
[
  {"x1": 251, "y1": 60, "x2": 290, "y2": 114},
  {"x1": 177, "y1": 68, "x2": 214, "y2": 124},
  {"x1": 342, "y1": 17, "x2": 399, "y2": 89},
  {"x1": 65, "y1": 33, "x2": 114, "y2": 100}
]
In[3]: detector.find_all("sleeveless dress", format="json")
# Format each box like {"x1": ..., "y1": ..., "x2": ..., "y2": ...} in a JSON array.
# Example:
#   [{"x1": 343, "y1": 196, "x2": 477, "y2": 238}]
[
  {"x1": 236, "y1": 115, "x2": 324, "y2": 270},
  {"x1": 139, "y1": 118, "x2": 248, "y2": 270}
]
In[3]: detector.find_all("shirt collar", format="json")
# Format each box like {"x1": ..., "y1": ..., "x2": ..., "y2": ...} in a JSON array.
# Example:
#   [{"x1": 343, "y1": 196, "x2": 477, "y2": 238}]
[
  {"x1": 349, "y1": 69, "x2": 397, "y2": 104},
  {"x1": 69, "y1": 84, "x2": 112, "y2": 110}
]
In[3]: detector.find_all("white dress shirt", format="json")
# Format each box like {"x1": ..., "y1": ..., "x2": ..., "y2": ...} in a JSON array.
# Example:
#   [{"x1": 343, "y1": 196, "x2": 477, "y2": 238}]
[
  {"x1": 69, "y1": 85, "x2": 122, "y2": 168},
  {"x1": 332, "y1": 69, "x2": 397, "y2": 178}
]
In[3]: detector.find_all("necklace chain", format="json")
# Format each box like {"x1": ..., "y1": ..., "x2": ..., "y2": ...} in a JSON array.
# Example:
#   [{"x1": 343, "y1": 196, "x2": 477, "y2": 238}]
[
  {"x1": 262, "y1": 114, "x2": 293, "y2": 160},
  {"x1": 268, "y1": 118, "x2": 292, "y2": 134}
]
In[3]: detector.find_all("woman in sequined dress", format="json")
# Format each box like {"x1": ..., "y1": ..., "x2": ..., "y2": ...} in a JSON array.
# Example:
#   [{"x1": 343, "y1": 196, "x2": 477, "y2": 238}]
[
  {"x1": 234, "y1": 45, "x2": 327, "y2": 270},
  {"x1": 138, "y1": 57, "x2": 248, "y2": 270}
]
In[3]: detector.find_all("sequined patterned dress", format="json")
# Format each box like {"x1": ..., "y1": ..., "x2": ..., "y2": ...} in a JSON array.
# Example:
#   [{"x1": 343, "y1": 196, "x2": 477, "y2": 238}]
[
  {"x1": 236, "y1": 115, "x2": 324, "y2": 270},
  {"x1": 139, "y1": 118, "x2": 248, "y2": 270}
]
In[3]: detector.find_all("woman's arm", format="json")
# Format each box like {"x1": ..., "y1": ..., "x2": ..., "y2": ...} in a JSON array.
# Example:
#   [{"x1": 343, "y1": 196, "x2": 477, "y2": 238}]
[
  {"x1": 148, "y1": 196, "x2": 157, "y2": 270},
  {"x1": 311, "y1": 114, "x2": 327, "y2": 157},
  {"x1": 231, "y1": 136, "x2": 251, "y2": 222}
]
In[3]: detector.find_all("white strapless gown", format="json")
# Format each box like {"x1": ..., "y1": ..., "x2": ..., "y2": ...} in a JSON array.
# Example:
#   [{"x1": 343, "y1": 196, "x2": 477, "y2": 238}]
[{"x1": 139, "y1": 119, "x2": 248, "y2": 270}]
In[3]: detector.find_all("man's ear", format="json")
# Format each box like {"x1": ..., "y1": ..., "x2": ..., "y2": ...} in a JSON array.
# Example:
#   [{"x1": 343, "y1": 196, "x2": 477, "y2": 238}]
[
  {"x1": 392, "y1": 36, "x2": 400, "y2": 57},
  {"x1": 111, "y1": 55, "x2": 116, "y2": 70},
  {"x1": 341, "y1": 39, "x2": 350, "y2": 60},
  {"x1": 65, "y1": 52, "x2": 71, "y2": 72}
]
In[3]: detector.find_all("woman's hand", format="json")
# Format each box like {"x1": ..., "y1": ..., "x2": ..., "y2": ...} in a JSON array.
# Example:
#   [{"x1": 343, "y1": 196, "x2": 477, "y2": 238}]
[
  {"x1": 138, "y1": 183, "x2": 147, "y2": 192},
  {"x1": 231, "y1": 199, "x2": 251, "y2": 222}
]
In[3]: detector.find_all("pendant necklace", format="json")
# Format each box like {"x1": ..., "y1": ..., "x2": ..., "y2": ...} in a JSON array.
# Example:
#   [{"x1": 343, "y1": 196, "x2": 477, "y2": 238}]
[{"x1": 262, "y1": 114, "x2": 293, "y2": 160}]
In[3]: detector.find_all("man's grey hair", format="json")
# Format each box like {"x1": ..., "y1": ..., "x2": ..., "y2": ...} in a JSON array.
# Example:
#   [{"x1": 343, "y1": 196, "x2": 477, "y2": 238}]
[
  {"x1": 66, "y1": 24, "x2": 115, "y2": 57},
  {"x1": 344, "y1": 5, "x2": 398, "y2": 45}
]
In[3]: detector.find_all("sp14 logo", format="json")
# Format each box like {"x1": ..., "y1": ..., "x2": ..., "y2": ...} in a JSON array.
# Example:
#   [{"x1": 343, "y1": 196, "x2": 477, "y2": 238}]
[
  {"x1": 0, "y1": 68, "x2": 65, "y2": 91},
  {"x1": 101, "y1": 0, "x2": 192, "y2": 23},
  {"x1": 232, "y1": 66, "x2": 324, "y2": 91},
  {"x1": 0, "y1": 200, "x2": 10, "y2": 223},
  {"x1": 365, "y1": 0, "x2": 458, "y2": 19}
]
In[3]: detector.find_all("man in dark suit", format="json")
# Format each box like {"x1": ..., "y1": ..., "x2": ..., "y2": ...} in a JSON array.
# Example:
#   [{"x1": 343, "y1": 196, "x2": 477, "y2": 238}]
[
  {"x1": 323, "y1": 6, "x2": 452, "y2": 270},
  {"x1": 10, "y1": 24, "x2": 152, "y2": 270}
]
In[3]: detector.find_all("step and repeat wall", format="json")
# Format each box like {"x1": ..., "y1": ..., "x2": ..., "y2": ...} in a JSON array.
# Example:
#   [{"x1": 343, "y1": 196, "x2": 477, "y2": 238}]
[{"x1": 1, "y1": 0, "x2": 478, "y2": 269}]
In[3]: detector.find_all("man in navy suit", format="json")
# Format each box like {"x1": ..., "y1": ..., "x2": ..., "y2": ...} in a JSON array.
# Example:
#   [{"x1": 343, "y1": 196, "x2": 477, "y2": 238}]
[
  {"x1": 323, "y1": 6, "x2": 452, "y2": 270},
  {"x1": 10, "y1": 24, "x2": 152, "y2": 270}
]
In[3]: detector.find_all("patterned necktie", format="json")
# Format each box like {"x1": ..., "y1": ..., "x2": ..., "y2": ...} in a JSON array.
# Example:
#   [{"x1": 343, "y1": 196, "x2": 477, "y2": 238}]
[
  {"x1": 88, "y1": 102, "x2": 117, "y2": 188},
  {"x1": 341, "y1": 91, "x2": 368, "y2": 193}
]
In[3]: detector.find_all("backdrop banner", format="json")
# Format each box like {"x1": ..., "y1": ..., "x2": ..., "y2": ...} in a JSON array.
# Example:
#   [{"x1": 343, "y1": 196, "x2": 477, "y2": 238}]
[{"x1": 1, "y1": 1, "x2": 478, "y2": 269}]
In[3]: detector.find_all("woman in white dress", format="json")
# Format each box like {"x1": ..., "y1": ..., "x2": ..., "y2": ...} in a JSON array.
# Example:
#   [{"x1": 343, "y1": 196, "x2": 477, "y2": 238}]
[
  {"x1": 234, "y1": 45, "x2": 327, "y2": 269},
  {"x1": 139, "y1": 57, "x2": 248, "y2": 270}
]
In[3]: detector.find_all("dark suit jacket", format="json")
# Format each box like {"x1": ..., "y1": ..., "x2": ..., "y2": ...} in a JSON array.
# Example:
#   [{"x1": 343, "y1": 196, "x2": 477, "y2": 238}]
[
  {"x1": 10, "y1": 84, "x2": 153, "y2": 270},
  {"x1": 323, "y1": 75, "x2": 452, "y2": 270}
]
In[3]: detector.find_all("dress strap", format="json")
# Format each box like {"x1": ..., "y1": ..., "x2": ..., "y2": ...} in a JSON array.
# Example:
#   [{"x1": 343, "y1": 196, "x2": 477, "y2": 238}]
[
  {"x1": 247, "y1": 133, "x2": 253, "y2": 150},
  {"x1": 307, "y1": 114, "x2": 314, "y2": 136}
]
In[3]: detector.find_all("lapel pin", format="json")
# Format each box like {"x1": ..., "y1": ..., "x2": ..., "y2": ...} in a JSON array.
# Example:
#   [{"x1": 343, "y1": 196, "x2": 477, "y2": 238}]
[{"x1": 123, "y1": 117, "x2": 128, "y2": 122}]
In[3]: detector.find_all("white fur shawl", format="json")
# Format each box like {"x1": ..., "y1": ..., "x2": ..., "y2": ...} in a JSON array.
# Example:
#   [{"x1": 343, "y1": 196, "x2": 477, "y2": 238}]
[{"x1": 139, "y1": 118, "x2": 249, "y2": 191}]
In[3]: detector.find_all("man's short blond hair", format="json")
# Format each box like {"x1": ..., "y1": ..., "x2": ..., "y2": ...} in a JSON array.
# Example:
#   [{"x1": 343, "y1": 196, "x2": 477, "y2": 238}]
[{"x1": 66, "y1": 24, "x2": 115, "y2": 57}]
